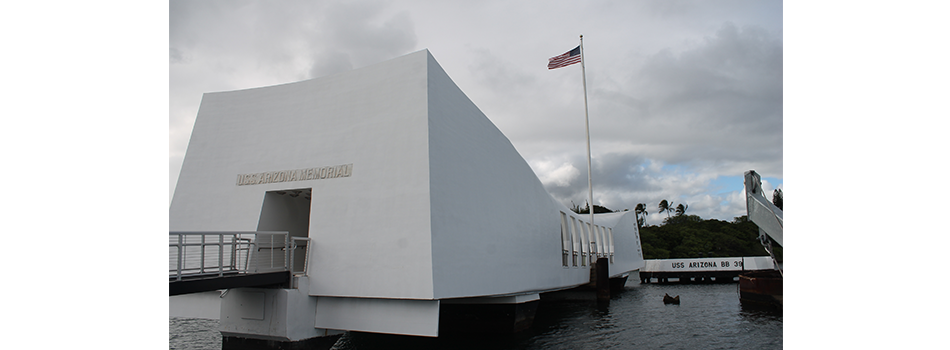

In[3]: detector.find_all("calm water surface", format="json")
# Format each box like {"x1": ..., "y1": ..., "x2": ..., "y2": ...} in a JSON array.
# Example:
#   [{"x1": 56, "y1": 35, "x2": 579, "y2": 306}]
[{"x1": 170, "y1": 278, "x2": 782, "y2": 350}]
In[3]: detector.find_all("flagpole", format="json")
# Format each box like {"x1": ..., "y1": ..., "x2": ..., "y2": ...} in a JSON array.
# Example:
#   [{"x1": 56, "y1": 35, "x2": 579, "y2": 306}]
[{"x1": 580, "y1": 34, "x2": 595, "y2": 261}]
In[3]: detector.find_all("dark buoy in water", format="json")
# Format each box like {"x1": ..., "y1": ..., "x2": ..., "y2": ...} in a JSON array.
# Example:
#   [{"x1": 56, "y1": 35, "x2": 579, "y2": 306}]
[{"x1": 663, "y1": 293, "x2": 680, "y2": 304}]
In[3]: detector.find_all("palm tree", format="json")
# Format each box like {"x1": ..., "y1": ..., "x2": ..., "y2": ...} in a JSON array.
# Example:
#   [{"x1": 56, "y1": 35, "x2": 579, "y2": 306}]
[
  {"x1": 658, "y1": 200, "x2": 674, "y2": 218},
  {"x1": 675, "y1": 203, "x2": 688, "y2": 216},
  {"x1": 635, "y1": 203, "x2": 648, "y2": 228}
]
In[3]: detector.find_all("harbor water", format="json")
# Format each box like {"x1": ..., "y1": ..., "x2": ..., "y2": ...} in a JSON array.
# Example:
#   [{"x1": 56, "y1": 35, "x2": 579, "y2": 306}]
[{"x1": 170, "y1": 277, "x2": 782, "y2": 349}]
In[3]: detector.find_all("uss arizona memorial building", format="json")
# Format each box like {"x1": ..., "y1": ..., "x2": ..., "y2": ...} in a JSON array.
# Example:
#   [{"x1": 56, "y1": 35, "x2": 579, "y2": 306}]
[{"x1": 170, "y1": 49, "x2": 644, "y2": 343}]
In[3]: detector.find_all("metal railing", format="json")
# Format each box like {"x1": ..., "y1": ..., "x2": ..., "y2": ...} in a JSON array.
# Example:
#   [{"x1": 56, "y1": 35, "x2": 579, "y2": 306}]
[
  {"x1": 169, "y1": 231, "x2": 293, "y2": 281},
  {"x1": 291, "y1": 236, "x2": 310, "y2": 276}
]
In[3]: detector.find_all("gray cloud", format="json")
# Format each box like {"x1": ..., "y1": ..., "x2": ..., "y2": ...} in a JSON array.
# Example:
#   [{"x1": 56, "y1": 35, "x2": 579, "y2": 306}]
[
  {"x1": 575, "y1": 22, "x2": 783, "y2": 188},
  {"x1": 169, "y1": 1, "x2": 782, "y2": 224},
  {"x1": 169, "y1": 47, "x2": 185, "y2": 64},
  {"x1": 309, "y1": 51, "x2": 354, "y2": 78},
  {"x1": 515, "y1": 21, "x2": 782, "y2": 219},
  {"x1": 307, "y1": 2, "x2": 417, "y2": 78}
]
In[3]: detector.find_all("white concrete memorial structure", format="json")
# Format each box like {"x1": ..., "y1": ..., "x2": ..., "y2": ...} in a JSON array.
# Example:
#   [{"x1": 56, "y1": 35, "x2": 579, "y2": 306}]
[{"x1": 170, "y1": 49, "x2": 644, "y2": 346}]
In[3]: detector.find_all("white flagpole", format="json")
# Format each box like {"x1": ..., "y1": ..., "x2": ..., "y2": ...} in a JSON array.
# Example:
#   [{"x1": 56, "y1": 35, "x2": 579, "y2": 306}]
[{"x1": 580, "y1": 34, "x2": 595, "y2": 261}]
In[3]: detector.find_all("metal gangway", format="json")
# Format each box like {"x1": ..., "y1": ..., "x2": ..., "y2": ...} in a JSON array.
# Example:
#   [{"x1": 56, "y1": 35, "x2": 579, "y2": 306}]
[{"x1": 169, "y1": 231, "x2": 310, "y2": 296}]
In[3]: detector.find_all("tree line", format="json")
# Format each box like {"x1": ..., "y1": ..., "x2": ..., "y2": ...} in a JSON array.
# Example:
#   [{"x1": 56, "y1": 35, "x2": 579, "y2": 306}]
[
  {"x1": 638, "y1": 215, "x2": 781, "y2": 260},
  {"x1": 570, "y1": 193, "x2": 783, "y2": 261}
]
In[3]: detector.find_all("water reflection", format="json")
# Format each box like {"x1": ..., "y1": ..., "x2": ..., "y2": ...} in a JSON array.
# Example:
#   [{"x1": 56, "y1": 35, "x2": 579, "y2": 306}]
[
  {"x1": 739, "y1": 304, "x2": 783, "y2": 325},
  {"x1": 171, "y1": 281, "x2": 782, "y2": 350}
]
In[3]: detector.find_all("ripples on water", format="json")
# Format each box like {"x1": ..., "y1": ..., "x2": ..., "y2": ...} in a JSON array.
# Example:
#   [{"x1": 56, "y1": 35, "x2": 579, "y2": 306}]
[
  {"x1": 170, "y1": 279, "x2": 782, "y2": 350},
  {"x1": 169, "y1": 318, "x2": 221, "y2": 350}
]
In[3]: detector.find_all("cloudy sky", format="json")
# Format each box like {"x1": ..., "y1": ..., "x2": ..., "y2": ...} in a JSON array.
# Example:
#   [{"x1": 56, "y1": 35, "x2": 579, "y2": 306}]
[
  {"x1": 170, "y1": 0, "x2": 783, "y2": 225},
  {"x1": 7, "y1": 2, "x2": 950, "y2": 346}
]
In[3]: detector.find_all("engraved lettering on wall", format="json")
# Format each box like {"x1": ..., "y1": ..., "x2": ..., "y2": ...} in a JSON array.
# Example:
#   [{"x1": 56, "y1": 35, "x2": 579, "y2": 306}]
[{"x1": 236, "y1": 164, "x2": 353, "y2": 186}]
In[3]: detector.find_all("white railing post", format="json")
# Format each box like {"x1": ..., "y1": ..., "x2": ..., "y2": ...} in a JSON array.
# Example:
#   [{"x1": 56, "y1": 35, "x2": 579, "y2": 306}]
[
  {"x1": 290, "y1": 238, "x2": 296, "y2": 274},
  {"x1": 290, "y1": 237, "x2": 311, "y2": 276},
  {"x1": 200, "y1": 234, "x2": 206, "y2": 275},
  {"x1": 303, "y1": 238, "x2": 310, "y2": 275},
  {"x1": 176, "y1": 233, "x2": 183, "y2": 281},
  {"x1": 218, "y1": 233, "x2": 224, "y2": 277}
]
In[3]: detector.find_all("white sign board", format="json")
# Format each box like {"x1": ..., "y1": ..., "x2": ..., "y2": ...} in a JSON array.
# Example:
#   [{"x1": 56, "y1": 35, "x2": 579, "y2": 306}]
[{"x1": 643, "y1": 257, "x2": 774, "y2": 272}]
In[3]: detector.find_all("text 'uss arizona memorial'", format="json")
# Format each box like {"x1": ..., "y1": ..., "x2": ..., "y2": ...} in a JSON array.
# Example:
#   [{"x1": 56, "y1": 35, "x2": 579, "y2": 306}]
[{"x1": 236, "y1": 163, "x2": 353, "y2": 186}]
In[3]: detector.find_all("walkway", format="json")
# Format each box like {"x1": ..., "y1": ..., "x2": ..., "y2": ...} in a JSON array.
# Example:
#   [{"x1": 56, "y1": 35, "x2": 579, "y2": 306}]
[{"x1": 169, "y1": 231, "x2": 308, "y2": 295}]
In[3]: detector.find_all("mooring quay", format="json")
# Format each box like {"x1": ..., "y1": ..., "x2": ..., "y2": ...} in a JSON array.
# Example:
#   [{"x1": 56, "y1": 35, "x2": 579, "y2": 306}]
[{"x1": 640, "y1": 257, "x2": 775, "y2": 284}]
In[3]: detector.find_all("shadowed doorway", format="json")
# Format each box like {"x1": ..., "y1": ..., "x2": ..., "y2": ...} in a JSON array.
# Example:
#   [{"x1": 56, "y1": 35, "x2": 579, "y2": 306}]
[{"x1": 257, "y1": 188, "x2": 312, "y2": 273}]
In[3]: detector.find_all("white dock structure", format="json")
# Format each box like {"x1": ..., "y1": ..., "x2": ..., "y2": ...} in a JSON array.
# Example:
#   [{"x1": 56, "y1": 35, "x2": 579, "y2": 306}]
[
  {"x1": 640, "y1": 257, "x2": 775, "y2": 283},
  {"x1": 169, "y1": 49, "x2": 644, "y2": 347}
]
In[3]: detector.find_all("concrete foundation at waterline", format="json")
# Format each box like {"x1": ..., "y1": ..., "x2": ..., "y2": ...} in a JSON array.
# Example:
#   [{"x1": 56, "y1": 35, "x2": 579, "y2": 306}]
[
  {"x1": 439, "y1": 294, "x2": 541, "y2": 334},
  {"x1": 218, "y1": 292, "x2": 546, "y2": 349},
  {"x1": 218, "y1": 277, "x2": 344, "y2": 347},
  {"x1": 223, "y1": 333, "x2": 343, "y2": 350}
]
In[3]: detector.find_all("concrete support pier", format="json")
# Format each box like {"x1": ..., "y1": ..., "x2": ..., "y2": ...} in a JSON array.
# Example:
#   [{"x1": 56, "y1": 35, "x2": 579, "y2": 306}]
[
  {"x1": 222, "y1": 334, "x2": 342, "y2": 350},
  {"x1": 439, "y1": 294, "x2": 541, "y2": 334},
  {"x1": 217, "y1": 277, "x2": 345, "y2": 350},
  {"x1": 594, "y1": 258, "x2": 610, "y2": 302}
]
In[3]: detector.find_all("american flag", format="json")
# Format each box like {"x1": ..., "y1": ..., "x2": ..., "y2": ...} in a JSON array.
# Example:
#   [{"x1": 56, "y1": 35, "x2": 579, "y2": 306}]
[{"x1": 548, "y1": 46, "x2": 581, "y2": 69}]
